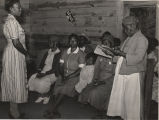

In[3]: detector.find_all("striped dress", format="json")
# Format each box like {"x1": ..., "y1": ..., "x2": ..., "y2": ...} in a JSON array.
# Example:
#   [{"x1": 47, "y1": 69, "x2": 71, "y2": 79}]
[{"x1": 1, "y1": 14, "x2": 28, "y2": 103}]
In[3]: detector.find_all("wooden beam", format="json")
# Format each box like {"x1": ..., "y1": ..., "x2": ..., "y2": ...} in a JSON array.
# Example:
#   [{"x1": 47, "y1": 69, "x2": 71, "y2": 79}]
[
  {"x1": 29, "y1": 0, "x2": 117, "y2": 10},
  {"x1": 31, "y1": 7, "x2": 116, "y2": 19},
  {"x1": 31, "y1": 16, "x2": 116, "y2": 27},
  {"x1": 31, "y1": 24, "x2": 117, "y2": 37}
]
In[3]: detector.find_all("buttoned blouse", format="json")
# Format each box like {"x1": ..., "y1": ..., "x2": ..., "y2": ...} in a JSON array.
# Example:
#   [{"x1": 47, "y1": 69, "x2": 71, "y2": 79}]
[{"x1": 60, "y1": 47, "x2": 85, "y2": 76}]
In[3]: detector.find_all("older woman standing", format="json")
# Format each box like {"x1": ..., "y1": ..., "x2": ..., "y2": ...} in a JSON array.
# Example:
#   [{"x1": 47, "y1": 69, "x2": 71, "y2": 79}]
[
  {"x1": 1, "y1": 0, "x2": 30, "y2": 118},
  {"x1": 107, "y1": 16, "x2": 148, "y2": 120}
]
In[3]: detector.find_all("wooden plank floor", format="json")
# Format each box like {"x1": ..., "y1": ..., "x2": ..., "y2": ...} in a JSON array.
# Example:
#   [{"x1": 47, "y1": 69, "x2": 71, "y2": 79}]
[{"x1": 0, "y1": 91, "x2": 158, "y2": 119}]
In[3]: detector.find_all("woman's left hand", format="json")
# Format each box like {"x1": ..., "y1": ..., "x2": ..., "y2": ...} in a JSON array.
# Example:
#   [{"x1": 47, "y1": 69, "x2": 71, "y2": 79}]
[{"x1": 113, "y1": 49, "x2": 126, "y2": 57}]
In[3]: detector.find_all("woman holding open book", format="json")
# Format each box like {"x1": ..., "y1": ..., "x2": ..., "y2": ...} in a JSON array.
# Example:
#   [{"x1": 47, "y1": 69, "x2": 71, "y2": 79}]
[{"x1": 79, "y1": 31, "x2": 116, "y2": 118}]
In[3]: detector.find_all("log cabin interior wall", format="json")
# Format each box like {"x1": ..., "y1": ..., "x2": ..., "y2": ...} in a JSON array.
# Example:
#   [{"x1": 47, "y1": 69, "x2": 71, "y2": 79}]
[
  {"x1": 28, "y1": 0, "x2": 123, "y2": 57},
  {"x1": 0, "y1": 0, "x2": 124, "y2": 69},
  {"x1": 0, "y1": 0, "x2": 158, "y2": 63},
  {"x1": 28, "y1": 0, "x2": 123, "y2": 51},
  {"x1": 30, "y1": 0, "x2": 122, "y2": 37},
  {"x1": 0, "y1": 0, "x2": 123, "y2": 53}
]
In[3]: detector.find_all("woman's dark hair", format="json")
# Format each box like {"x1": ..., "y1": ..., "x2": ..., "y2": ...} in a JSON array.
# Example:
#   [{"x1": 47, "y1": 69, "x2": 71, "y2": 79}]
[
  {"x1": 85, "y1": 52, "x2": 97, "y2": 64},
  {"x1": 78, "y1": 35, "x2": 91, "y2": 47},
  {"x1": 100, "y1": 31, "x2": 111, "y2": 40},
  {"x1": 5, "y1": 0, "x2": 19, "y2": 12},
  {"x1": 68, "y1": 33, "x2": 79, "y2": 46},
  {"x1": 100, "y1": 31, "x2": 114, "y2": 47},
  {"x1": 48, "y1": 35, "x2": 60, "y2": 48}
]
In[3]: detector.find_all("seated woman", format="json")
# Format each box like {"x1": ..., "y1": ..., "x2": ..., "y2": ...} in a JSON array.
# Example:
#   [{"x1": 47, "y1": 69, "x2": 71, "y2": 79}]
[
  {"x1": 75, "y1": 52, "x2": 97, "y2": 93},
  {"x1": 43, "y1": 33, "x2": 85, "y2": 118},
  {"x1": 78, "y1": 31, "x2": 116, "y2": 117},
  {"x1": 28, "y1": 37, "x2": 61, "y2": 104}
]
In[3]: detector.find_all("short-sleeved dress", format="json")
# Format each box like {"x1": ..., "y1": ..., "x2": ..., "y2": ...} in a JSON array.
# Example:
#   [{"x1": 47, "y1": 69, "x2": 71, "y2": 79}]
[
  {"x1": 79, "y1": 56, "x2": 115, "y2": 110},
  {"x1": 53, "y1": 47, "x2": 85, "y2": 97},
  {"x1": 1, "y1": 14, "x2": 28, "y2": 103}
]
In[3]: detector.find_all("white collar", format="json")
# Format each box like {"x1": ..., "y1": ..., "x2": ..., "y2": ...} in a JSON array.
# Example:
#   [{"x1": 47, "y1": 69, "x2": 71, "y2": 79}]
[
  {"x1": 67, "y1": 47, "x2": 79, "y2": 54},
  {"x1": 80, "y1": 46, "x2": 86, "y2": 52}
]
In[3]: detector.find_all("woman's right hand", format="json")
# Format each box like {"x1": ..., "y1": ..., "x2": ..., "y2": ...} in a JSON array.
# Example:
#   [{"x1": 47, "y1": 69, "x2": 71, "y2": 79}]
[{"x1": 36, "y1": 73, "x2": 45, "y2": 78}]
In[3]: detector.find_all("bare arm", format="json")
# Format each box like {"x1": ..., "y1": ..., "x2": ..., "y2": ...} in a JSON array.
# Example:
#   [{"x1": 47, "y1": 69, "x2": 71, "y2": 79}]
[{"x1": 65, "y1": 68, "x2": 82, "y2": 80}]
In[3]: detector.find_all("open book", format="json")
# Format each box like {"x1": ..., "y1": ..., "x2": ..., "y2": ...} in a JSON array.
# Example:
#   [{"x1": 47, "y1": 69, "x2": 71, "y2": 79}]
[{"x1": 94, "y1": 45, "x2": 114, "y2": 58}]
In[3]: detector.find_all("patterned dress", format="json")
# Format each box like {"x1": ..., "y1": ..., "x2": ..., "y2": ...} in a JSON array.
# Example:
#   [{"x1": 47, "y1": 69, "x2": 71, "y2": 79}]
[
  {"x1": 75, "y1": 65, "x2": 95, "y2": 93},
  {"x1": 79, "y1": 56, "x2": 115, "y2": 110},
  {"x1": 1, "y1": 14, "x2": 28, "y2": 103}
]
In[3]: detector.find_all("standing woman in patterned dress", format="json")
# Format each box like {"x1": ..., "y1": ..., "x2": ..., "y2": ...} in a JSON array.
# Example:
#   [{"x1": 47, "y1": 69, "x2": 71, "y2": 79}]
[{"x1": 1, "y1": 0, "x2": 30, "y2": 118}]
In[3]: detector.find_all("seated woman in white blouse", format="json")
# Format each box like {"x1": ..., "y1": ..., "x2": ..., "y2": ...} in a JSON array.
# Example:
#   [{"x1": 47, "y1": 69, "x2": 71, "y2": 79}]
[{"x1": 28, "y1": 37, "x2": 61, "y2": 104}]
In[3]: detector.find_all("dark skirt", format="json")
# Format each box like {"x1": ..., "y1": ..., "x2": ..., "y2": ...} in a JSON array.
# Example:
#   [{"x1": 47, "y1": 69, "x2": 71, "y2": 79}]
[
  {"x1": 53, "y1": 76, "x2": 79, "y2": 97},
  {"x1": 79, "y1": 78, "x2": 114, "y2": 110}
]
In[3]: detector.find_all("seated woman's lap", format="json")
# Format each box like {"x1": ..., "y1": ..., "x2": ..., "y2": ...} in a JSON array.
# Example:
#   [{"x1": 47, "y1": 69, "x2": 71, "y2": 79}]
[
  {"x1": 53, "y1": 77, "x2": 79, "y2": 97},
  {"x1": 79, "y1": 83, "x2": 113, "y2": 110}
]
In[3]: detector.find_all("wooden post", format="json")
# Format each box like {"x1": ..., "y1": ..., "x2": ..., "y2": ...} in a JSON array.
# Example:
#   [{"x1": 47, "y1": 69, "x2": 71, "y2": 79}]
[{"x1": 144, "y1": 59, "x2": 156, "y2": 120}]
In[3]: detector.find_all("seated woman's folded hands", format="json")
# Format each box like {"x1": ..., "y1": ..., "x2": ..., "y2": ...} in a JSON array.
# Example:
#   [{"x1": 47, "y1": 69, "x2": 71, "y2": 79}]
[
  {"x1": 92, "y1": 79, "x2": 106, "y2": 86},
  {"x1": 36, "y1": 73, "x2": 46, "y2": 78}
]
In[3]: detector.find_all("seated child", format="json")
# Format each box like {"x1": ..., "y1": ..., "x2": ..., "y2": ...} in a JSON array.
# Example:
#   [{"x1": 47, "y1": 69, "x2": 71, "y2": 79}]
[
  {"x1": 75, "y1": 52, "x2": 97, "y2": 93},
  {"x1": 28, "y1": 37, "x2": 61, "y2": 104}
]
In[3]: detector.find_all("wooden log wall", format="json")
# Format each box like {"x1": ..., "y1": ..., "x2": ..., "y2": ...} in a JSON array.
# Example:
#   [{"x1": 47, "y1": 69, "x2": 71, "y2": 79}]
[
  {"x1": 30, "y1": 0, "x2": 122, "y2": 38},
  {"x1": 0, "y1": 0, "x2": 123, "y2": 50},
  {"x1": 0, "y1": 0, "x2": 124, "y2": 65}
]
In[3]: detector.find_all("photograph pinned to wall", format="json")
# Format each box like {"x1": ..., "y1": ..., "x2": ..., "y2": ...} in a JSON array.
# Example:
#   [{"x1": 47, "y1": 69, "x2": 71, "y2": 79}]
[{"x1": 65, "y1": 9, "x2": 76, "y2": 26}]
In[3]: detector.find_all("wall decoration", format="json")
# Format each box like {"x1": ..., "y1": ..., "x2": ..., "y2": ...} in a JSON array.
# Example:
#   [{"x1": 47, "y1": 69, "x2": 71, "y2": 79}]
[{"x1": 66, "y1": 10, "x2": 76, "y2": 24}]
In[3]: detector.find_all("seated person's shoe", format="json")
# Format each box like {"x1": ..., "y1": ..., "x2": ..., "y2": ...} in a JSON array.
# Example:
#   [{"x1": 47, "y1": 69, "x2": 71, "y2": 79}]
[
  {"x1": 35, "y1": 97, "x2": 44, "y2": 103},
  {"x1": 43, "y1": 97, "x2": 50, "y2": 104}
]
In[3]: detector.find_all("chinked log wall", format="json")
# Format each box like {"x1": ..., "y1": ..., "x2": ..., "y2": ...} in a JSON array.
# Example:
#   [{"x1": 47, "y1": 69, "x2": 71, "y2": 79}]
[
  {"x1": 29, "y1": 0, "x2": 123, "y2": 54},
  {"x1": 30, "y1": 0, "x2": 122, "y2": 37},
  {"x1": 0, "y1": 0, "x2": 123, "y2": 64}
]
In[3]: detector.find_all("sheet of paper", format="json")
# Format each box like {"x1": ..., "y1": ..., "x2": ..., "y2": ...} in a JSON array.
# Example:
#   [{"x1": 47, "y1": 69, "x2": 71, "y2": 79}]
[{"x1": 94, "y1": 45, "x2": 112, "y2": 59}]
